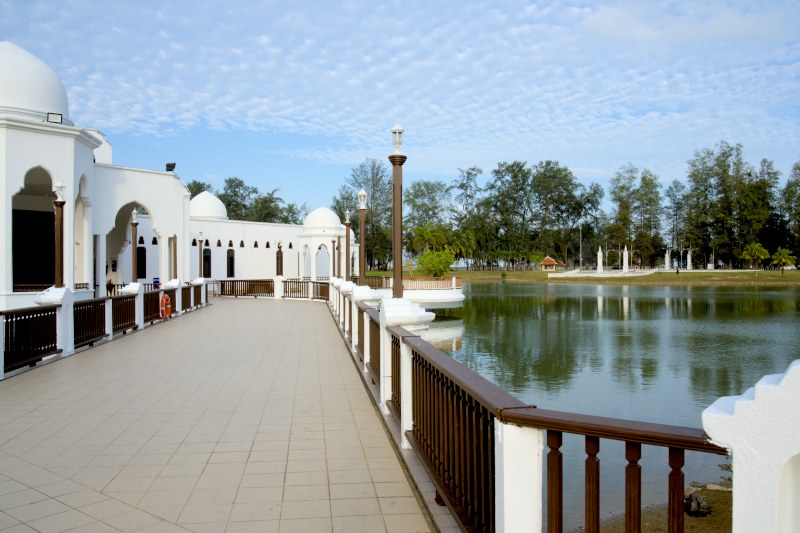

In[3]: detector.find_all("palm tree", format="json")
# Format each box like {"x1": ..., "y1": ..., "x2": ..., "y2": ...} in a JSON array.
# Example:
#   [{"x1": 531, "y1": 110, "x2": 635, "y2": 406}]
[
  {"x1": 770, "y1": 247, "x2": 797, "y2": 275},
  {"x1": 450, "y1": 229, "x2": 476, "y2": 266},
  {"x1": 741, "y1": 242, "x2": 770, "y2": 270},
  {"x1": 411, "y1": 222, "x2": 446, "y2": 253}
]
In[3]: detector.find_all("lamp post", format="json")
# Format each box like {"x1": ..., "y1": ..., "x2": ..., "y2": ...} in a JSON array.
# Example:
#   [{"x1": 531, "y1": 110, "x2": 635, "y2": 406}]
[
  {"x1": 389, "y1": 123, "x2": 406, "y2": 298},
  {"x1": 131, "y1": 208, "x2": 138, "y2": 283},
  {"x1": 358, "y1": 188, "x2": 367, "y2": 285},
  {"x1": 199, "y1": 231, "x2": 204, "y2": 278},
  {"x1": 344, "y1": 209, "x2": 351, "y2": 280},
  {"x1": 53, "y1": 181, "x2": 66, "y2": 288}
]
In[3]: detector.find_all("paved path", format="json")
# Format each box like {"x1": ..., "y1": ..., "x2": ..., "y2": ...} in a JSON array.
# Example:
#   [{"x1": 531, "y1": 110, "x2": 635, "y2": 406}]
[{"x1": 0, "y1": 298, "x2": 431, "y2": 532}]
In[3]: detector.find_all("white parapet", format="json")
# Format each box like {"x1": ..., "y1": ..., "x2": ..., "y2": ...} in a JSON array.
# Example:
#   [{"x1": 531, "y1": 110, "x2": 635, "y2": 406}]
[{"x1": 702, "y1": 359, "x2": 800, "y2": 533}]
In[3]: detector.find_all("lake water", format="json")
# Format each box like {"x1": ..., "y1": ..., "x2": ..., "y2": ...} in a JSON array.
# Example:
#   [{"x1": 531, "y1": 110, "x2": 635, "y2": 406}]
[{"x1": 429, "y1": 283, "x2": 800, "y2": 528}]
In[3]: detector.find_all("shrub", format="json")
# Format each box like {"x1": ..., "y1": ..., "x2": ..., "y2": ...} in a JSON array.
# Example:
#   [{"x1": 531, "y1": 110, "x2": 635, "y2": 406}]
[{"x1": 417, "y1": 248, "x2": 455, "y2": 277}]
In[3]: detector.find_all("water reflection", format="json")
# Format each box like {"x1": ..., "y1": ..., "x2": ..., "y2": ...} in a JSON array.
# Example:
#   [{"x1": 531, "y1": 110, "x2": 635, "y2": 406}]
[
  {"x1": 438, "y1": 284, "x2": 800, "y2": 426},
  {"x1": 436, "y1": 283, "x2": 800, "y2": 529}
]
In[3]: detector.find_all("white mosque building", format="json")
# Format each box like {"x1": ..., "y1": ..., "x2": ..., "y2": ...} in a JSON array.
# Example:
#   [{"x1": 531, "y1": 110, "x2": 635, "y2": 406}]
[{"x1": 0, "y1": 41, "x2": 356, "y2": 311}]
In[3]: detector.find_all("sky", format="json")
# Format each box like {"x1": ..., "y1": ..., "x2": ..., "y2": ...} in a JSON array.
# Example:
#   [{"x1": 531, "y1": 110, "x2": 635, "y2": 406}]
[{"x1": 2, "y1": 0, "x2": 799, "y2": 212}]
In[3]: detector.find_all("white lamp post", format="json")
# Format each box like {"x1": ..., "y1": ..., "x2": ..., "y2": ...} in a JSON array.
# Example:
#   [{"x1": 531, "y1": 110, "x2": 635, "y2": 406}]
[{"x1": 389, "y1": 124, "x2": 406, "y2": 298}]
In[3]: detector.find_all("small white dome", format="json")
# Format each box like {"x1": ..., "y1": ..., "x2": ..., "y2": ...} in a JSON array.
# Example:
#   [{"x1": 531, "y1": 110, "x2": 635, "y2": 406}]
[
  {"x1": 303, "y1": 207, "x2": 341, "y2": 231},
  {"x1": 0, "y1": 42, "x2": 70, "y2": 123},
  {"x1": 190, "y1": 191, "x2": 228, "y2": 219}
]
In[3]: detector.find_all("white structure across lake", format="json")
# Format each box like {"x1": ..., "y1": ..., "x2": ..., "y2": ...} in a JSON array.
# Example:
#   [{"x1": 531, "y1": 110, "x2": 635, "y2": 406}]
[{"x1": 0, "y1": 41, "x2": 357, "y2": 311}]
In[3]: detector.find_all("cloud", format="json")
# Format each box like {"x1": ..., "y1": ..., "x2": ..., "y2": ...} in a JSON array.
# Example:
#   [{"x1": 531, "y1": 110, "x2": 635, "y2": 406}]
[{"x1": 1, "y1": 0, "x2": 798, "y2": 194}]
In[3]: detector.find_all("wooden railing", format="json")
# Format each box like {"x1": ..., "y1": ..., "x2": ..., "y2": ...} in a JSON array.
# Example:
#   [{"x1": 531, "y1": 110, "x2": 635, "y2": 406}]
[
  {"x1": 389, "y1": 329, "x2": 401, "y2": 417},
  {"x1": 111, "y1": 295, "x2": 136, "y2": 333},
  {"x1": 367, "y1": 308, "x2": 380, "y2": 380},
  {"x1": 357, "y1": 307, "x2": 365, "y2": 360},
  {"x1": 163, "y1": 289, "x2": 176, "y2": 311},
  {"x1": 181, "y1": 286, "x2": 192, "y2": 310},
  {"x1": 404, "y1": 335, "x2": 511, "y2": 532},
  {"x1": 402, "y1": 276, "x2": 461, "y2": 290},
  {"x1": 335, "y1": 283, "x2": 727, "y2": 533},
  {"x1": 499, "y1": 408, "x2": 728, "y2": 533},
  {"x1": 12, "y1": 284, "x2": 51, "y2": 292},
  {"x1": 73, "y1": 298, "x2": 106, "y2": 348},
  {"x1": 220, "y1": 279, "x2": 275, "y2": 297},
  {"x1": 283, "y1": 279, "x2": 308, "y2": 299},
  {"x1": 144, "y1": 291, "x2": 160, "y2": 323},
  {"x1": 1, "y1": 305, "x2": 60, "y2": 371},
  {"x1": 193, "y1": 285, "x2": 201, "y2": 306},
  {"x1": 312, "y1": 281, "x2": 329, "y2": 300}
]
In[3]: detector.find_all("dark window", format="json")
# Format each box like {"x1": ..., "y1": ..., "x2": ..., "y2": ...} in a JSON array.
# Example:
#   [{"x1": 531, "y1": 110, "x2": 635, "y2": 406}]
[
  {"x1": 217, "y1": 239, "x2": 222, "y2": 247},
  {"x1": 151, "y1": 237, "x2": 158, "y2": 245},
  {"x1": 192, "y1": 239, "x2": 197, "y2": 246},
  {"x1": 138, "y1": 236, "x2": 145, "y2": 245},
  {"x1": 227, "y1": 249, "x2": 235, "y2": 277},
  {"x1": 136, "y1": 246, "x2": 146, "y2": 279},
  {"x1": 266, "y1": 242, "x2": 271, "y2": 248},
  {"x1": 288, "y1": 242, "x2": 293, "y2": 249},
  {"x1": 240, "y1": 240, "x2": 245, "y2": 248},
  {"x1": 254, "y1": 241, "x2": 259, "y2": 248},
  {"x1": 203, "y1": 248, "x2": 211, "y2": 278},
  {"x1": 228, "y1": 240, "x2": 233, "y2": 248},
  {"x1": 205, "y1": 239, "x2": 210, "y2": 247}
]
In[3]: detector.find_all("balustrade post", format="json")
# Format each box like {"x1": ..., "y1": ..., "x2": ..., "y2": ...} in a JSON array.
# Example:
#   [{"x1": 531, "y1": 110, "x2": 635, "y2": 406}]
[
  {"x1": 362, "y1": 310, "x2": 371, "y2": 373},
  {"x1": 378, "y1": 297, "x2": 434, "y2": 415},
  {"x1": 1, "y1": 314, "x2": 5, "y2": 379},
  {"x1": 134, "y1": 284, "x2": 144, "y2": 330},
  {"x1": 35, "y1": 287, "x2": 75, "y2": 357},
  {"x1": 104, "y1": 295, "x2": 113, "y2": 339},
  {"x1": 201, "y1": 279, "x2": 207, "y2": 306},
  {"x1": 399, "y1": 336, "x2": 415, "y2": 448},
  {"x1": 495, "y1": 419, "x2": 544, "y2": 532},
  {"x1": 274, "y1": 276, "x2": 284, "y2": 299}
]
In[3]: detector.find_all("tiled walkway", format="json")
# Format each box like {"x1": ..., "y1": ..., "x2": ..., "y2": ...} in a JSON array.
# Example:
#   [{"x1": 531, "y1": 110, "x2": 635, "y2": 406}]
[{"x1": 0, "y1": 298, "x2": 432, "y2": 532}]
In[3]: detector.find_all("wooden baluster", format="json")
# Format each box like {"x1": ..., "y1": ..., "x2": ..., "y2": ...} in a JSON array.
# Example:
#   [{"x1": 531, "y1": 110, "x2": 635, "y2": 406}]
[
  {"x1": 625, "y1": 441, "x2": 641, "y2": 533},
  {"x1": 547, "y1": 430, "x2": 563, "y2": 533},
  {"x1": 585, "y1": 436, "x2": 600, "y2": 533},
  {"x1": 668, "y1": 447, "x2": 685, "y2": 533}
]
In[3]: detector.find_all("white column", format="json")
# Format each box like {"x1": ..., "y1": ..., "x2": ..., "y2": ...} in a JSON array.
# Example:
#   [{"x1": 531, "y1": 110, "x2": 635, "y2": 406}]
[
  {"x1": 597, "y1": 246, "x2": 603, "y2": 273},
  {"x1": 96, "y1": 234, "x2": 107, "y2": 298},
  {"x1": 622, "y1": 245, "x2": 629, "y2": 273},
  {"x1": 399, "y1": 337, "x2": 414, "y2": 448},
  {"x1": 0, "y1": 315, "x2": 6, "y2": 379},
  {"x1": 82, "y1": 201, "x2": 93, "y2": 288},
  {"x1": 495, "y1": 419, "x2": 544, "y2": 532},
  {"x1": 160, "y1": 237, "x2": 171, "y2": 286}
]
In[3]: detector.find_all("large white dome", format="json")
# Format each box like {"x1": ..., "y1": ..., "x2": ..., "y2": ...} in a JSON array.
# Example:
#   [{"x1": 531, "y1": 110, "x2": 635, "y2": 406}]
[
  {"x1": 190, "y1": 191, "x2": 228, "y2": 219},
  {"x1": 0, "y1": 42, "x2": 70, "y2": 123},
  {"x1": 303, "y1": 207, "x2": 341, "y2": 232}
]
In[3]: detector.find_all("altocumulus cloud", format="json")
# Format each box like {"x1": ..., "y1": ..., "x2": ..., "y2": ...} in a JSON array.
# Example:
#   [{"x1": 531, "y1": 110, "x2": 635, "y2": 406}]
[{"x1": 1, "y1": 0, "x2": 798, "y2": 183}]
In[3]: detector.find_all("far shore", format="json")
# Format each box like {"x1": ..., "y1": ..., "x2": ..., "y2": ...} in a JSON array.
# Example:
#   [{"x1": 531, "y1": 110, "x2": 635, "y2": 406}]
[{"x1": 448, "y1": 269, "x2": 800, "y2": 286}]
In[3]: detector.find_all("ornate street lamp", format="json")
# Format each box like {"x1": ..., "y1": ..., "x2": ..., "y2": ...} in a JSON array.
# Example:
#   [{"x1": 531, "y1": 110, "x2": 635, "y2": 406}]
[
  {"x1": 389, "y1": 123, "x2": 406, "y2": 298},
  {"x1": 53, "y1": 181, "x2": 66, "y2": 288},
  {"x1": 358, "y1": 188, "x2": 367, "y2": 285},
  {"x1": 131, "y1": 208, "x2": 139, "y2": 283},
  {"x1": 344, "y1": 209, "x2": 351, "y2": 280}
]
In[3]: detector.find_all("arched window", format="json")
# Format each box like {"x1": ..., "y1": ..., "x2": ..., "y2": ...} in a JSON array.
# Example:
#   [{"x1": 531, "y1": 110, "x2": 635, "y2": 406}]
[
  {"x1": 138, "y1": 236, "x2": 145, "y2": 245},
  {"x1": 266, "y1": 241, "x2": 271, "y2": 249},
  {"x1": 204, "y1": 239, "x2": 210, "y2": 247},
  {"x1": 203, "y1": 248, "x2": 211, "y2": 278},
  {"x1": 192, "y1": 239, "x2": 197, "y2": 246},
  {"x1": 254, "y1": 241, "x2": 259, "y2": 248},
  {"x1": 151, "y1": 237, "x2": 158, "y2": 245},
  {"x1": 228, "y1": 240, "x2": 233, "y2": 248},
  {"x1": 227, "y1": 249, "x2": 235, "y2": 278},
  {"x1": 217, "y1": 239, "x2": 222, "y2": 247},
  {"x1": 137, "y1": 246, "x2": 146, "y2": 279},
  {"x1": 240, "y1": 240, "x2": 245, "y2": 248},
  {"x1": 288, "y1": 242, "x2": 293, "y2": 249}
]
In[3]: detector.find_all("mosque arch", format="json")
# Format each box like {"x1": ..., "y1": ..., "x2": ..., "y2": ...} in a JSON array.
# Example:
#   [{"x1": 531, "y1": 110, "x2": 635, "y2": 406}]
[
  {"x1": 315, "y1": 244, "x2": 331, "y2": 280},
  {"x1": 104, "y1": 202, "x2": 158, "y2": 285},
  {"x1": 12, "y1": 166, "x2": 56, "y2": 290}
]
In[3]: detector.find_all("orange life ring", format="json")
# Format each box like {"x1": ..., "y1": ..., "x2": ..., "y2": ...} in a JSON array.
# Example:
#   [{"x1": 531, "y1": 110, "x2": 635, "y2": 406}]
[{"x1": 160, "y1": 294, "x2": 172, "y2": 319}]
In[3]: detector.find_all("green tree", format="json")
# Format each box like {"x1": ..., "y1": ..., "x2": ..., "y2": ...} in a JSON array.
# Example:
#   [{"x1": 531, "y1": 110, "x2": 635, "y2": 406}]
[
  {"x1": 608, "y1": 164, "x2": 637, "y2": 248},
  {"x1": 248, "y1": 189, "x2": 284, "y2": 222},
  {"x1": 186, "y1": 180, "x2": 213, "y2": 199},
  {"x1": 487, "y1": 161, "x2": 535, "y2": 268},
  {"x1": 411, "y1": 222, "x2": 447, "y2": 253},
  {"x1": 770, "y1": 247, "x2": 797, "y2": 274},
  {"x1": 741, "y1": 242, "x2": 770, "y2": 269},
  {"x1": 331, "y1": 158, "x2": 392, "y2": 270},
  {"x1": 217, "y1": 177, "x2": 258, "y2": 220},
  {"x1": 664, "y1": 179, "x2": 686, "y2": 250},
  {"x1": 404, "y1": 180, "x2": 451, "y2": 233},
  {"x1": 781, "y1": 161, "x2": 800, "y2": 249}
]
